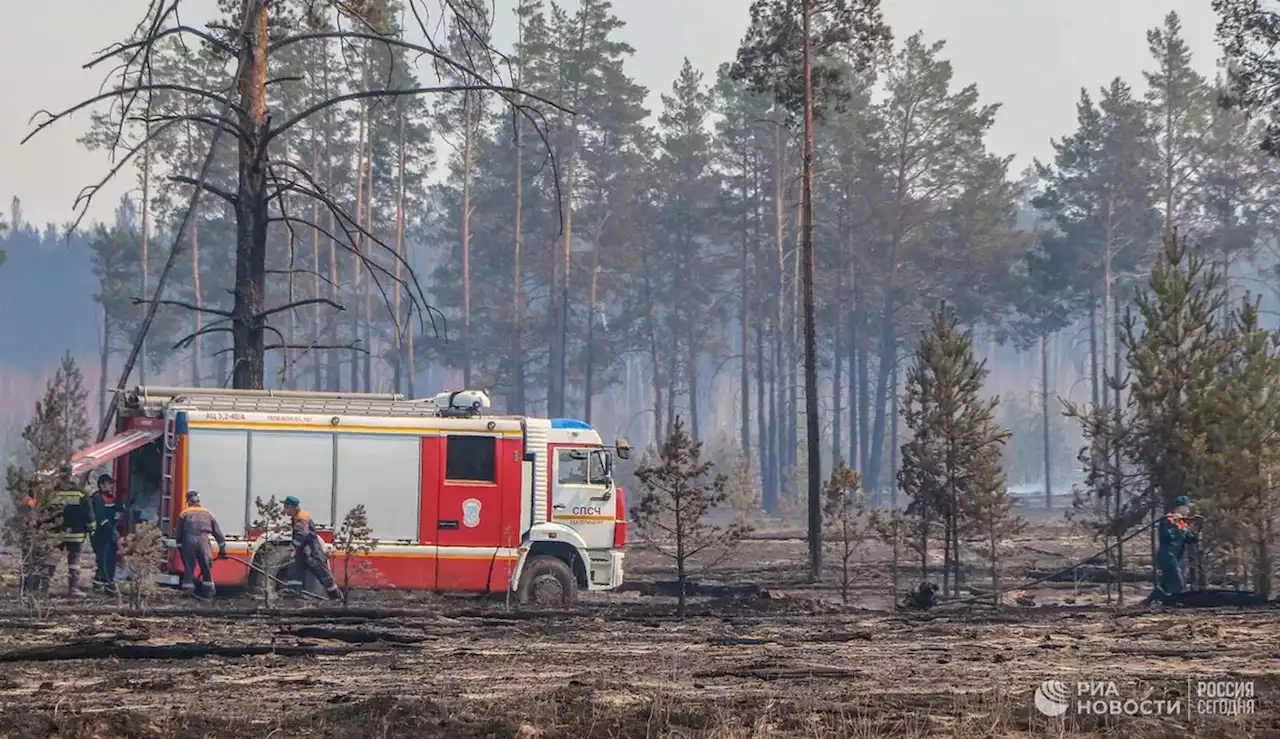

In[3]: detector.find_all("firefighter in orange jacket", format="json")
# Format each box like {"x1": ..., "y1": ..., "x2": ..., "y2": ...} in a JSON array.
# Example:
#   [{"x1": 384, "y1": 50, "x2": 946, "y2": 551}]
[
  {"x1": 281, "y1": 496, "x2": 342, "y2": 600},
  {"x1": 175, "y1": 490, "x2": 226, "y2": 597}
]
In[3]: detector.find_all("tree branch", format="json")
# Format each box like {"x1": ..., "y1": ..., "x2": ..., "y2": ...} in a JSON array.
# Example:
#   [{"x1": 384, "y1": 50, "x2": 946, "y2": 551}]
[
  {"x1": 23, "y1": 84, "x2": 243, "y2": 145},
  {"x1": 85, "y1": 24, "x2": 237, "y2": 68},
  {"x1": 265, "y1": 267, "x2": 337, "y2": 290},
  {"x1": 168, "y1": 176, "x2": 238, "y2": 206},
  {"x1": 213, "y1": 342, "x2": 366, "y2": 357},
  {"x1": 171, "y1": 322, "x2": 231, "y2": 351},
  {"x1": 129, "y1": 112, "x2": 246, "y2": 140},
  {"x1": 267, "y1": 84, "x2": 565, "y2": 143},
  {"x1": 131, "y1": 297, "x2": 233, "y2": 318},
  {"x1": 254, "y1": 298, "x2": 344, "y2": 322},
  {"x1": 62, "y1": 116, "x2": 188, "y2": 234}
]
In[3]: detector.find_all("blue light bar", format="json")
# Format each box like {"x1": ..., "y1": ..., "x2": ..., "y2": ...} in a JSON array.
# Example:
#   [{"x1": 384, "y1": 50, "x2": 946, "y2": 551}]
[{"x1": 550, "y1": 418, "x2": 592, "y2": 430}]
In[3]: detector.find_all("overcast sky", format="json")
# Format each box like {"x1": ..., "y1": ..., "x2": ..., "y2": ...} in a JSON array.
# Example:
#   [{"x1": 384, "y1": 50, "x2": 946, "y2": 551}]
[{"x1": 1, "y1": 0, "x2": 1220, "y2": 228}]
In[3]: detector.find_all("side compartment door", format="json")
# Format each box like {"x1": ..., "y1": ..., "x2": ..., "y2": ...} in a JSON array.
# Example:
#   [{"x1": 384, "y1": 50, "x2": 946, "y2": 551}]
[
  {"x1": 550, "y1": 448, "x2": 615, "y2": 550},
  {"x1": 434, "y1": 434, "x2": 503, "y2": 590}
]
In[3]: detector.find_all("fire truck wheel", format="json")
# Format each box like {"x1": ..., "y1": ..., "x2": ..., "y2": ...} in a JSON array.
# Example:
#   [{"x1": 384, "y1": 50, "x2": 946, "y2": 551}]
[{"x1": 516, "y1": 555, "x2": 579, "y2": 606}]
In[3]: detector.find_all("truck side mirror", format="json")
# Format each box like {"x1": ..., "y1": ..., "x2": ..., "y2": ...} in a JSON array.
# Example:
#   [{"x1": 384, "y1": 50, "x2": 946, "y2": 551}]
[{"x1": 615, "y1": 437, "x2": 632, "y2": 460}]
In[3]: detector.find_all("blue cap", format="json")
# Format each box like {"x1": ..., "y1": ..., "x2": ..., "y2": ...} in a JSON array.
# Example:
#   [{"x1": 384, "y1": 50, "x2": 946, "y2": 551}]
[
  {"x1": 1172, "y1": 495, "x2": 1190, "y2": 508},
  {"x1": 283, "y1": 496, "x2": 300, "y2": 507}
]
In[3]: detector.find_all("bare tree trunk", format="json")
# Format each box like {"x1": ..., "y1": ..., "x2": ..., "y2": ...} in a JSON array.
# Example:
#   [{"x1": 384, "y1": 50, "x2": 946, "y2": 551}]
[
  {"x1": 350, "y1": 105, "x2": 367, "y2": 393},
  {"x1": 282, "y1": 135, "x2": 297, "y2": 389},
  {"x1": 139, "y1": 134, "x2": 151, "y2": 385},
  {"x1": 832, "y1": 277, "x2": 843, "y2": 465},
  {"x1": 687, "y1": 340, "x2": 699, "y2": 440},
  {"x1": 740, "y1": 162, "x2": 751, "y2": 459},
  {"x1": 230, "y1": 0, "x2": 270, "y2": 389},
  {"x1": 771, "y1": 122, "x2": 786, "y2": 510},
  {"x1": 311, "y1": 134, "x2": 323, "y2": 392},
  {"x1": 1042, "y1": 334, "x2": 1052, "y2": 508},
  {"x1": 783, "y1": 216, "x2": 793, "y2": 463},
  {"x1": 890, "y1": 359, "x2": 899, "y2": 509},
  {"x1": 190, "y1": 204, "x2": 202, "y2": 386},
  {"x1": 362, "y1": 129, "x2": 374, "y2": 392},
  {"x1": 393, "y1": 113, "x2": 406, "y2": 394},
  {"x1": 1113, "y1": 302, "x2": 1124, "y2": 604},
  {"x1": 99, "y1": 308, "x2": 110, "y2": 424},
  {"x1": 584, "y1": 253, "x2": 598, "y2": 423},
  {"x1": 462, "y1": 93, "x2": 475, "y2": 388},
  {"x1": 800, "y1": 0, "x2": 822, "y2": 580},
  {"x1": 858, "y1": 325, "x2": 869, "y2": 474},
  {"x1": 510, "y1": 0, "x2": 527, "y2": 414}
]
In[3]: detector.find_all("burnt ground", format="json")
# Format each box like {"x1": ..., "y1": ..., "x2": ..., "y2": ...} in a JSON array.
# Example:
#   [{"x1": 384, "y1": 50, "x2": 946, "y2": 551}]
[{"x1": 0, "y1": 517, "x2": 1278, "y2": 738}]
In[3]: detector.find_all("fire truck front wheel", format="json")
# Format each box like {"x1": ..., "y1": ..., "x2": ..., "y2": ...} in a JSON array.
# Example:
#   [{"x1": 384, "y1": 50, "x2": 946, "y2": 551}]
[{"x1": 516, "y1": 555, "x2": 579, "y2": 606}]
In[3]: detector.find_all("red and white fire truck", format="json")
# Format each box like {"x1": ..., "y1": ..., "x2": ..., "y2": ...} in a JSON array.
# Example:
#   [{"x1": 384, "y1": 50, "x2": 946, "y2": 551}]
[{"x1": 68, "y1": 386, "x2": 630, "y2": 604}]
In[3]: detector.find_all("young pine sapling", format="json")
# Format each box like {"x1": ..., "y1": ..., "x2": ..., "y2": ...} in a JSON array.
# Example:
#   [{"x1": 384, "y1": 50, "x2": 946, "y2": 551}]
[
  {"x1": 334, "y1": 504, "x2": 380, "y2": 606},
  {"x1": 868, "y1": 507, "x2": 907, "y2": 604},
  {"x1": 118, "y1": 521, "x2": 167, "y2": 611},
  {"x1": 631, "y1": 417, "x2": 751, "y2": 617},
  {"x1": 822, "y1": 462, "x2": 868, "y2": 605}
]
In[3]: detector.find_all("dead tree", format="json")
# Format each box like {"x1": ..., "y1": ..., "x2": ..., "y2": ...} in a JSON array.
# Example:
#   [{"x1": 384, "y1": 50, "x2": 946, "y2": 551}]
[{"x1": 25, "y1": 0, "x2": 568, "y2": 413}]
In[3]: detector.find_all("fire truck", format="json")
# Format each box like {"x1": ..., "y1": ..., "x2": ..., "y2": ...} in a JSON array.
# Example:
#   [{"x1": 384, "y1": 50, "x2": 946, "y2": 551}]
[{"x1": 67, "y1": 386, "x2": 631, "y2": 605}]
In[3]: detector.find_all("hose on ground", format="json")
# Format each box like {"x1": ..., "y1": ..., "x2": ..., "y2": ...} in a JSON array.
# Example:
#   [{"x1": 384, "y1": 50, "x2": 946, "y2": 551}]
[
  {"x1": 934, "y1": 517, "x2": 1160, "y2": 609},
  {"x1": 226, "y1": 554, "x2": 327, "y2": 601}
]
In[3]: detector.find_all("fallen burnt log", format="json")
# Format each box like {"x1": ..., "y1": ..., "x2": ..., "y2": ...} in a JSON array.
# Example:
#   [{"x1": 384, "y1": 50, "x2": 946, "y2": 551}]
[
  {"x1": 282, "y1": 626, "x2": 429, "y2": 644},
  {"x1": 618, "y1": 580, "x2": 763, "y2": 598},
  {"x1": 693, "y1": 664, "x2": 859, "y2": 681},
  {"x1": 0, "y1": 638, "x2": 374, "y2": 663}
]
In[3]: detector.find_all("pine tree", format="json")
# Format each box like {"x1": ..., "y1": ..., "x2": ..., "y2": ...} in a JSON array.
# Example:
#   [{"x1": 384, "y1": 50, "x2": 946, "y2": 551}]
[
  {"x1": 861, "y1": 33, "x2": 1011, "y2": 494},
  {"x1": 1199, "y1": 297, "x2": 1280, "y2": 596},
  {"x1": 898, "y1": 303, "x2": 1009, "y2": 596},
  {"x1": 1215, "y1": 0, "x2": 1280, "y2": 152},
  {"x1": 1122, "y1": 234, "x2": 1226, "y2": 514},
  {"x1": 3, "y1": 355, "x2": 91, "y2": 596},
  {"x1": 822, "y1": 462, "x2": 866, "y2": 604},
  {"x1": 1144, "y1": 11, "x2": 1209, "y2": 237},
  {"x1": 964, "y1": 447, "x2": 1024, "y2": 604},
  {"x1": 653, "y1": 59, "x2": 722, "y2": 441},
  {"x1": 631, "y1": 417, "x2": 750, "y2": 617}
]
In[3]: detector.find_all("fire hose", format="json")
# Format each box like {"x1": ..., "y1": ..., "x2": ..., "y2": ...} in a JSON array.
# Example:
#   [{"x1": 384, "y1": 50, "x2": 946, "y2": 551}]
[
  {"x1": 935, "y1": 516, "x2": 1165, "y2": 609},
  {"x1": 224, "y1": 554, "x2": 327, "y2": 602}
]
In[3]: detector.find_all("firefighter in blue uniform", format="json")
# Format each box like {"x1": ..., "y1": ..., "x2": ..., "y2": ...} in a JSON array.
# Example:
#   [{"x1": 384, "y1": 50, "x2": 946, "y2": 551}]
[
  {"x1": 282, "y1": 496, "x2": 342, "y2": 600},
  {"x1": 1155, "y1": 494, "x2": 1197, "y2": 599},
  {"x1": 90, "y1": 474, "x2": 119, "y2": 593}
]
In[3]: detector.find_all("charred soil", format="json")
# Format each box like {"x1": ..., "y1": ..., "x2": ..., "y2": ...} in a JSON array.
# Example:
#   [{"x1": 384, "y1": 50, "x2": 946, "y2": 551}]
[{"x1": 0, "y1": 521, "x2": 1274, "y2": 737}]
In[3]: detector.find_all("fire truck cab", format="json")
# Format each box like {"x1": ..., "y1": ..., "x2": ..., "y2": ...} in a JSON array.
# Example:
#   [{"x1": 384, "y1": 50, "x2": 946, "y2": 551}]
[{"x1": 68, "y1": 386, "x2": 630, "y2": 604}]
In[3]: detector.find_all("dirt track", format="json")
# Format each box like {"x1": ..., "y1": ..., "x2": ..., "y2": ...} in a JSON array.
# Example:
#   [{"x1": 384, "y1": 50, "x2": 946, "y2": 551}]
[{"x1": 0, "y1": 525, "x2": 1277, "y2": 737}]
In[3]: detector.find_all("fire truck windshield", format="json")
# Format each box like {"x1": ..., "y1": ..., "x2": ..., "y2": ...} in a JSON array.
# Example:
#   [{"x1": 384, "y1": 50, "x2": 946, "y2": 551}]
[{"x1": 557, "y1": 448, "x2": 612, "y2": 485}]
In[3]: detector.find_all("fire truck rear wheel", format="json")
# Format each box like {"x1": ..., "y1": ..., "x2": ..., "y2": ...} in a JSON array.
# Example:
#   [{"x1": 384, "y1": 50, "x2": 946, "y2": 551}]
[{"x1": 517, "y1": 555, "x2": 578, "y2": 606}]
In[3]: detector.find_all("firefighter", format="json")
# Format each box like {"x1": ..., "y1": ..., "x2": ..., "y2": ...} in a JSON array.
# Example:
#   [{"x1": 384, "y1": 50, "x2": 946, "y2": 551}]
[
  {"x1": 175, "y1": 490, "x2": 226, "y2": 598},
  {"x1": 46, "y1": 465, "x2": 94, "y2": 595},
  {"x1": 1155, "y1": 494, "x2": 1197, "y2": 599},
  {"x1": 89, "y1": 474, "x2": 119, "y2": 593},
  {"x1": 281, "y1": 495, "x2": 342, "y2": 600}
]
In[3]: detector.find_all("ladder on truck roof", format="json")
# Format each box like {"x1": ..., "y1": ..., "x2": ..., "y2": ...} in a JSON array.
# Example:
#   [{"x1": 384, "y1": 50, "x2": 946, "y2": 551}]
[{"x1": 126, "y1": 386, "x2": 492, "y2": 419}]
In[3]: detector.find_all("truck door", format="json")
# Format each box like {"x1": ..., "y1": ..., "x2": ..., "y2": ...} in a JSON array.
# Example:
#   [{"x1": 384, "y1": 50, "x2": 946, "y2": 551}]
[
  {"x1": 434, "y1": 434, "x2": 504, "y2": 590},
  {"x1": 550, "y1": 448, "x2": 616, "y2": 550}
]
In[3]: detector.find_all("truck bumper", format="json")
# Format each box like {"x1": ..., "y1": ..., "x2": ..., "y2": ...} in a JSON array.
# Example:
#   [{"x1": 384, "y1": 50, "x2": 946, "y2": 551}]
[{"x1": 587, "y1": 550, "x2": 624, "y2": 591}]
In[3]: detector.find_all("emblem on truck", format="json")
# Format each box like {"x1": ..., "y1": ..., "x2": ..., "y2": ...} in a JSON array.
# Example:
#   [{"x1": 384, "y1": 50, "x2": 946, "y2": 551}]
[{"x1": 462, "y1": 498, "x2": 482, "y2": 527}]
